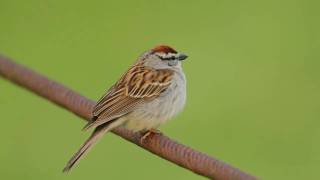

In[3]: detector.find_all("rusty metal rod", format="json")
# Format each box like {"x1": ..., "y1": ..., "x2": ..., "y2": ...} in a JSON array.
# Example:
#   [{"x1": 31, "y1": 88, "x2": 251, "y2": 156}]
[{"x1": 0, "y1": 55, "x2": 256, "y2": 180}]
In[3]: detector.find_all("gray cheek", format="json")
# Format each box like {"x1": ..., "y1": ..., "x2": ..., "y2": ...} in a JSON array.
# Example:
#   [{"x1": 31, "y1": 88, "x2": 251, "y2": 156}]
[{"x1": 168, "y1": 60, "x2": 178, "y2": 66}]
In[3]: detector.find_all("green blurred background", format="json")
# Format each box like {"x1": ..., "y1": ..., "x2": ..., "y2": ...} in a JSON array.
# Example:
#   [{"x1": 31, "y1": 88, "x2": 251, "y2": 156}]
[{"x1": 1, "y1": 0, "x2": 319, "y2": 179}]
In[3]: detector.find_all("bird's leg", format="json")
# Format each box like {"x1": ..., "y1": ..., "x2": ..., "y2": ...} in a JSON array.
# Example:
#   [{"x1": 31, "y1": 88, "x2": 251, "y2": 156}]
[{"x1": 140, "y1": 129, "x2": 162, "y2": 144}]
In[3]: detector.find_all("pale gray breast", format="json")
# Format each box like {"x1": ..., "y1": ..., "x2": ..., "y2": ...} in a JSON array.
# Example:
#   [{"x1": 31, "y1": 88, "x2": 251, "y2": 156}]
[{"x1": 158, "y1": 69, "x2": 186, "y2": 121}]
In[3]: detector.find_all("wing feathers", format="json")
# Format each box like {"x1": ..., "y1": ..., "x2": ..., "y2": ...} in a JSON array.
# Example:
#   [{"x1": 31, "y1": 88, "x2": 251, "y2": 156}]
[
  {"x1": 85, "y1": 66, "x2": 174, "y2": 130},
  {"x1": 93, "y1": 88, "x2": 123, "y2": 116},
  {"x1": 126, "y1": 67, "x2": 173, "y2": 98}
]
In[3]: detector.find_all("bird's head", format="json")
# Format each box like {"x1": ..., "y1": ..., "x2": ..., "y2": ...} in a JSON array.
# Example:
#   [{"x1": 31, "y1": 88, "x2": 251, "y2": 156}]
[{"x1": 139, "y1": 45, "x2": 188, "y2": 69}]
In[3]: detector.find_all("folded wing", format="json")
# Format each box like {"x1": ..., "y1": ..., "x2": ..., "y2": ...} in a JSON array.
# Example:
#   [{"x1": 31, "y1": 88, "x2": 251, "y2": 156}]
[{"x1": 83, "y1": 65, "x2": 174, "y2": 130}]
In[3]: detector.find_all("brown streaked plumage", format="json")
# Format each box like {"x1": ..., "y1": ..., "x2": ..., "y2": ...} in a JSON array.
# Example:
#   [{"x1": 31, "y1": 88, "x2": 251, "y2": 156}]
[
  {"x1": 83, "y1": 65, "x2": 174, "y2": 130},
  {"x1": 63, "y1": 45, "x2": 187, "y2": 172}
]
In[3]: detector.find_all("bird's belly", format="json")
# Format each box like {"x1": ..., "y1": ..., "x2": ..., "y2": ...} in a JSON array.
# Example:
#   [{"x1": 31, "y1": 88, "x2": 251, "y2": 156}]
[{"x1": 123, "y1": 74, "x2": 186, "y2": 132}]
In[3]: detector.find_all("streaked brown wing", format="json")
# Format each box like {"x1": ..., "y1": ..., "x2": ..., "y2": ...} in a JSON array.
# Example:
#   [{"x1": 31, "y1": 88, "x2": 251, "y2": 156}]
[
  {"x1": 125, "y1": 66, "x2": 173, "y2": 98},
  {"x1": 83, "y1": 65, "x2": 174, "y2": 130}
]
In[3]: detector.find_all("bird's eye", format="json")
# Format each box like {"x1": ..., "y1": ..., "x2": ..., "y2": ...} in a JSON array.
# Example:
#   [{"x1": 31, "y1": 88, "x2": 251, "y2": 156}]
[{"x1": 156, "y1": 54, "x2": 177, "y2": 61}]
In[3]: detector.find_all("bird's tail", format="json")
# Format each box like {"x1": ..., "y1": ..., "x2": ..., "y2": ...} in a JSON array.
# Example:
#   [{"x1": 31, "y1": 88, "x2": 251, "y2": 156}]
[{"x1": 63, "y1": 118, "x2": 125, "y2": 172}]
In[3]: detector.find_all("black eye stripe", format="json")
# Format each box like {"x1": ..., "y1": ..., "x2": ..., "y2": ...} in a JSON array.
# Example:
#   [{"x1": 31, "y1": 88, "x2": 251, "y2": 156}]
[{"x1": 156, "y1": 55, "x2": 177, "y2": 61}]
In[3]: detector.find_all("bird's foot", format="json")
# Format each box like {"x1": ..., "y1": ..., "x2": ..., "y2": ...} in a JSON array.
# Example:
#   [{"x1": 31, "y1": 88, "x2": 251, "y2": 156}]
[{"x1": 140, "y1": 129, "x2": 162, "y2": 144}]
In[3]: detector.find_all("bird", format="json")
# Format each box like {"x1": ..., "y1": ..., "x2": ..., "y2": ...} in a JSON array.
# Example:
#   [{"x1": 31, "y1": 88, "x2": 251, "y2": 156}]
[{"x1": 63, "y1": 45, "x2": 188, "y2": 172}]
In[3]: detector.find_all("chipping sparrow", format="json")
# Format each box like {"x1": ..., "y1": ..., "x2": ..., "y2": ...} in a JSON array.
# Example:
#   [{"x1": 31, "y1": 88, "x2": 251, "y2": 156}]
[{"x1": 63, "y1": 45, "x2": 188, "y2": 172}]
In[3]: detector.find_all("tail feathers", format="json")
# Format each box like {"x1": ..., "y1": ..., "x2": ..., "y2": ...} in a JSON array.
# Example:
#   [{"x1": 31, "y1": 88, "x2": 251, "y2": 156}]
[
  {"x1": 63, "y1": 118, "x2": 127, "y2": 172},
  {"x1": 63, "y1": 124, "x2": 109, "y2": 172}
]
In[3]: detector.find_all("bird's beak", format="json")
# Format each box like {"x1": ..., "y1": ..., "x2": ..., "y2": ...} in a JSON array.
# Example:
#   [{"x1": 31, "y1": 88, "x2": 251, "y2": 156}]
[{"x1": 178, "y1": 53, "x2": 188, "y2": 61}]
